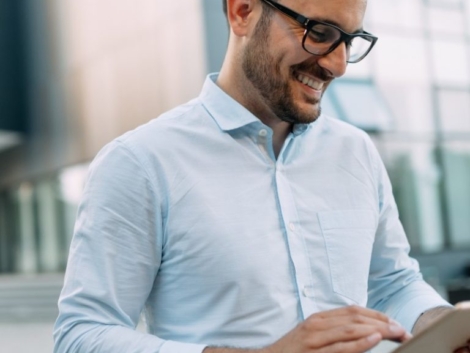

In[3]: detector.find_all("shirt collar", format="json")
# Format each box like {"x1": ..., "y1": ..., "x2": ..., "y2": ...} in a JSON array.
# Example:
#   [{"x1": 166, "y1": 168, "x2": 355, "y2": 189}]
[
  {"x1": 199, "y1": 73, "x2": 312, "y2": 135},
  {"x1": 199, "y1": 73, "x2": 259, "y2": 132}
]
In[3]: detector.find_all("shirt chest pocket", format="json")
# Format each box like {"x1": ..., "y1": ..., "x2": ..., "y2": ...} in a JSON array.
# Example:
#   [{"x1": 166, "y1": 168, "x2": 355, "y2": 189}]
[{"x1": 318, "y1": 210, "x2": 377, "y2": 305}]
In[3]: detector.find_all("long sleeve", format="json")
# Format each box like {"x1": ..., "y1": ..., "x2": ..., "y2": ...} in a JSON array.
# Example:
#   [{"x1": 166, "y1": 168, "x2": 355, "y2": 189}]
[
  {"x1": 366, "y1": 141, "x2": 451, "y2": 333},
  {"x1": 53, "y1": 140, "x2": 206, "y2": 353}
]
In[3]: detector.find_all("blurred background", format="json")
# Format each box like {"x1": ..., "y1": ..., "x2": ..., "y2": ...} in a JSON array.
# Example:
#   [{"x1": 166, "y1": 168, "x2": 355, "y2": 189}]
[{"x1": 0, "y1": 0, "x2": 469, "y2": 351}]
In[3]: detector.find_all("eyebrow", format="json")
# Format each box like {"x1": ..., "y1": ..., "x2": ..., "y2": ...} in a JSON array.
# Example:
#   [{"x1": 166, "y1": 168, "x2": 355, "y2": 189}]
[{"x1": 310, "y1": 16, "x2": 364, "y2": 34}]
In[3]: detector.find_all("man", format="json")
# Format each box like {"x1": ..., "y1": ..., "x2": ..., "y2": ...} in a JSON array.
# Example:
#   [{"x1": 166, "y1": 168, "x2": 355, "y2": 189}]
[{"x1": 54, "y1": 0, "x2": 469, "y2": 352}]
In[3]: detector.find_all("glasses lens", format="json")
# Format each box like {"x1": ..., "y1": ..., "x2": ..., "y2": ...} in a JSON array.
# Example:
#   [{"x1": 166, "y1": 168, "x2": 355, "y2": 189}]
[
  {"x1": 304, "y1": 24, "x2": 341, "y2": 55},
  {"x1": 347, "y1": 36, "x2": 373, "y2": 63},
  {"x1": 304, "y1": 23, "x2": 375, "y2": 63}
]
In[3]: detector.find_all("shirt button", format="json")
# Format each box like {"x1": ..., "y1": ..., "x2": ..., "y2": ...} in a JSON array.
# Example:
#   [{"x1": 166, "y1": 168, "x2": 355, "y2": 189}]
[
  {"x1": 289, "y1": 222, "x2": 296, "y2": 231},
  {"x1": 302, "y1": 286, "x2": 315, "y2": 298},
  {"x1": 259, "y1": 129, "x2": 268, "y2": 137}
]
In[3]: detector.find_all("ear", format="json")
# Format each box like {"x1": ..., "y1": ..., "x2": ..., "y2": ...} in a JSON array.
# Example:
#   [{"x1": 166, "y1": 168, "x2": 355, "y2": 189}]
[{"x1": 226, "y1": 0, "x2": 261, "y2": 37}]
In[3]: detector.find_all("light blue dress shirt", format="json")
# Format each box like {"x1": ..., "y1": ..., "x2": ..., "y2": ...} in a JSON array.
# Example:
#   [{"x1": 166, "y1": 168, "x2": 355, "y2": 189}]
[{"x1": 54, "y1": 74, "x2": 450, "y2": 353}]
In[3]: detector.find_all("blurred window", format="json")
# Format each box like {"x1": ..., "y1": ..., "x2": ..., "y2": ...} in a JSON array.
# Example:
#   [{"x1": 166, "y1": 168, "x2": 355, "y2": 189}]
[
  {"x1": 442, "y1": 142, "x2": 470, "y2": 248},
  {"x1": 374, "y1": 35, "x2": 429, "y2": 84},
  {"x1": 326, "y1": 0, "x2": 470, "y2": 253},
  {"x1": 385, "y1": 141, "x2": 445, "y2": 253},
  {"x1": 425, "y1": 0, "x2": 463, "y2": 7},
  {"x1": 325, "y1": 81, "x2": 392, "y2": 132},
  {"x1": 466, "y1": 2, "x2": 470, "y2": 35},
  {"x1": 368, "y1": 0, "x2": 425, "y2": 34},
  {"x1": 438, "y1": 89, "x2": 470, "y2": 133},
  {"x1": 0, "y1": 164, "x2": 88, "y2": 274},
  {"x1": 431, "y1": 40, "x2": 470, "y2": 86},
  {"x1": 2, "y1": 0, "x2": 470, "y2": 274},
  {"x1": 428, "y1": 7, "x2": 466, "y2": 36}
]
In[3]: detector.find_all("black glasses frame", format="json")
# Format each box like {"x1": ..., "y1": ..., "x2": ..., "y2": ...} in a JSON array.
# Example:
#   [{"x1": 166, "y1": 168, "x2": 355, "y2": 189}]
[{"x1": 261, "y1": 0, "x2": 378, "y2": 63}]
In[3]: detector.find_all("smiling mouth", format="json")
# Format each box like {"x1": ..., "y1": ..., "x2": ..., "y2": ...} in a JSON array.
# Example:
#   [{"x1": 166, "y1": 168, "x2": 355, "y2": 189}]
[{"x1": 296, "y1": 73, "x2": 324, "y2": 90}]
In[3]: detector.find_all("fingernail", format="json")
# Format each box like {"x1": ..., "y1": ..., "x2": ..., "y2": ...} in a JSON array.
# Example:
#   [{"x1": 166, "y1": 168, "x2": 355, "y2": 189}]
[{"x1": 367, "y1": 332, "x2": 382, "y2": 343}]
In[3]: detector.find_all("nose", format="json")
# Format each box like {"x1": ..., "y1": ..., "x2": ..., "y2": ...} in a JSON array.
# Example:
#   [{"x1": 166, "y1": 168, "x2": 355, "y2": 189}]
[{"x1": 316, "y1": 42, "x2": 348, "y2": 78}]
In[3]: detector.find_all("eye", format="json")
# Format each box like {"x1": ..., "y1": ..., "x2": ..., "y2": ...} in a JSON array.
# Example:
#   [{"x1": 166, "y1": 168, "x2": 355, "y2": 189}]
[
  {"x1": 307, "y1": 28, "x2": 328, "y2": 43},
  {"x1": 306, "y1": 24, "x2": 338, "y2": 44}
]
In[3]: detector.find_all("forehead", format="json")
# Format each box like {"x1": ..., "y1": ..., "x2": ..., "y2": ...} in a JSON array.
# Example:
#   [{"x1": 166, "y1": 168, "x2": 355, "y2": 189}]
[{"x1": 281, "y1": 0, "x2": 367, "y2": 32}]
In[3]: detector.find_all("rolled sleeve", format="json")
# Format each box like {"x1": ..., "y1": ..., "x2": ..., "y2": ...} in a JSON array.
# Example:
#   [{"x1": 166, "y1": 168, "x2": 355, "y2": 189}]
[
  {"x1": 366, "y1": 141, "x2": 451, "y2": 333},
  {"x1": 386, "y1": 281, "x2": 452, "y2": 332}
]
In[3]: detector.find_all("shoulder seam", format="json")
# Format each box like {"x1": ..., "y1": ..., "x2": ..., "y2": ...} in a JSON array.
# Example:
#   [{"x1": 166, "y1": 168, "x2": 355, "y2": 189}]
[{"x1": 113, "y1": 139, "x2": 164, "y2": 201}]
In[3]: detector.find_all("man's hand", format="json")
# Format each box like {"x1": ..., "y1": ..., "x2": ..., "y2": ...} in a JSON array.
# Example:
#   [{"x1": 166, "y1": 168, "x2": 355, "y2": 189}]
[
  {"x1": 413, "y1": 302, "x2": 470, "y2": 353},
  {"x1": 454, "y1": 302, "x2": 470, "y2": 352},
  {"x1": 204, "y1": 306, "x2": 411, "y2": 353},
  {"x1": 265, "y1": 306, "x2": 410, "y2": 353},
  {"x1": 411, "y1": 306, "x2": 453, "y2": 335}
]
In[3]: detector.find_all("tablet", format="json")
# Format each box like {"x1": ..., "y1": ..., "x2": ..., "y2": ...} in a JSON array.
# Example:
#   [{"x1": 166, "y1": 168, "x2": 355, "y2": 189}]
[{"x1": 391, "y1": 308, "x2": 470, "y2": 353}]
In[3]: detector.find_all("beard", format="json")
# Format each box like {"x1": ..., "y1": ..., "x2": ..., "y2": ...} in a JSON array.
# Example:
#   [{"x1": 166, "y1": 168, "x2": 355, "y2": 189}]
[{"x1": 241, "y1": 11, "x2": 331, "y2": 124}]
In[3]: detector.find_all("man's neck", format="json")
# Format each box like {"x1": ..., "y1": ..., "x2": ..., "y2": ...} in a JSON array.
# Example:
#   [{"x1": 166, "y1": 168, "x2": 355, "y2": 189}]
[
  {"x1": 261, "y1": 116, "x2": 292, "y2": 159},
  {"x1": 217, "y1": 68, "x2": 292, "y2": 159}
]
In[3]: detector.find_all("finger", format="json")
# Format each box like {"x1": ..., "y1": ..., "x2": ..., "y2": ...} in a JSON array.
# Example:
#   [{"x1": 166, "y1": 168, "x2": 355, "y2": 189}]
[
  {"x1": 385, "y1": 323, "x2": 412, "y2": 343},
  {"x1": 305, "y1": 322, "x2": 407, "y2": 348},
  {"x1": 312, "y1": 305, "x2": 391, "y2": 324},
  {"x1": 304, "y1": 312, "x2": 409, "y2": 341},
  {"x1": 316, "y1": 332, "x2": 382, "y2": 353}
]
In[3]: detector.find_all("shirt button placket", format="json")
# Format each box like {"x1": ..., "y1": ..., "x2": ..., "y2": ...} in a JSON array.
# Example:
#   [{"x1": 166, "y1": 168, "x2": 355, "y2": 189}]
[
  {"x1": 274, "y1": 161, "x2": 317, "y2": 319},
  {"x1": 289, "y1": 222, "x2": 296, "y2": 232},
  {"x1": 256, "y1": 128, "x2": 271, "y2": 160},
  {"x1": 302, "y1": 285, "x2": 315, "y2": 298}
]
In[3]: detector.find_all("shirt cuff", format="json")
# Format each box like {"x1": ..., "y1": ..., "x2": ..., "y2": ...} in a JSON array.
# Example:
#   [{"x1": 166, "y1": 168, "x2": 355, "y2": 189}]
[
  {"x1": 159, "y1": 340, "x2": 208, "y2": 353},
  {"x1": 393, "y1": 294, "x2": 452, "y2": 333}
]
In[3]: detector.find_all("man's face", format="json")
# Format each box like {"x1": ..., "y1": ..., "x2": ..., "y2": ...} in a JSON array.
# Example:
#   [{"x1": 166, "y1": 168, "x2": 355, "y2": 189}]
[{"x1": 242, "y1": 0, "x2": 367, "y2": 124}]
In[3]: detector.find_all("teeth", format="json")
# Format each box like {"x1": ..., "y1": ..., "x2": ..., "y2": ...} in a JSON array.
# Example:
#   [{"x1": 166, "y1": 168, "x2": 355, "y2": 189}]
[{"x1": 297, "y1": 74, "x2": 323, "y2": 90}]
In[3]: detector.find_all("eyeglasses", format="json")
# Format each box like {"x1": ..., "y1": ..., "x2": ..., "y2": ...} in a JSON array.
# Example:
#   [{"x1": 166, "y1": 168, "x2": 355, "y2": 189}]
[{"x1": 261, "y1": 0, "x2": 378, "y2": 63}]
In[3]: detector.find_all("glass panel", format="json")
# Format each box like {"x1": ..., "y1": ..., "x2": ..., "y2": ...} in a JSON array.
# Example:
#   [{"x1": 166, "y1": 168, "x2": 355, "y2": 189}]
[
  {"x1": 0, "y1": 193, "x2": 9, "y2": 272},
  {"x1": 466, "y1": 2, "x2": 470, "y2": 35},
  {"x1": 383, "y1": 141, "x2": 445, "y2": 252},
  {"x1": 328, "y1": 81, "x2": 392, "y2": 131},
  {"x1": 374, "y1": 35, "x2": 430, "y2": 84},
  {"x1": 431, "y1": 40, "x2": 470, "y2": 86},
  {"x1": 438, "y1": 89, "x2": 470, "y2": 132},
  {"x1": 0, "y1": 130, "x2": 23, "y2": 151},
  {"x1": 0, "y1": 163, "x2": 90, "y2": 274},
  {"x1": 15, "y1": 183, "x2": 38, "y2": 273},
  {"x1": 201, "y1": 0, "x2": 230, "y2": 73},
  {"x1": 0, "y1": 191, "x2": 18, "y2": 273},
  {"x1": 35, "y1": 180, "x2": 61, "y2": 272},
  {"x1": 367, "y1": 0, "x2": 424, "y2": 33},
  {"x1": 442, "y1": 142, "x2": 470, "y2": 248},
  {"x1": 428, "y1": 8, "x2": 466, "y2": 36},
  {"x1": 377, "y1": 83, "x2": 435, "y2": 133},
  {"x1": 426, "y1": 0, "x2": 462, "y2": 7}
]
